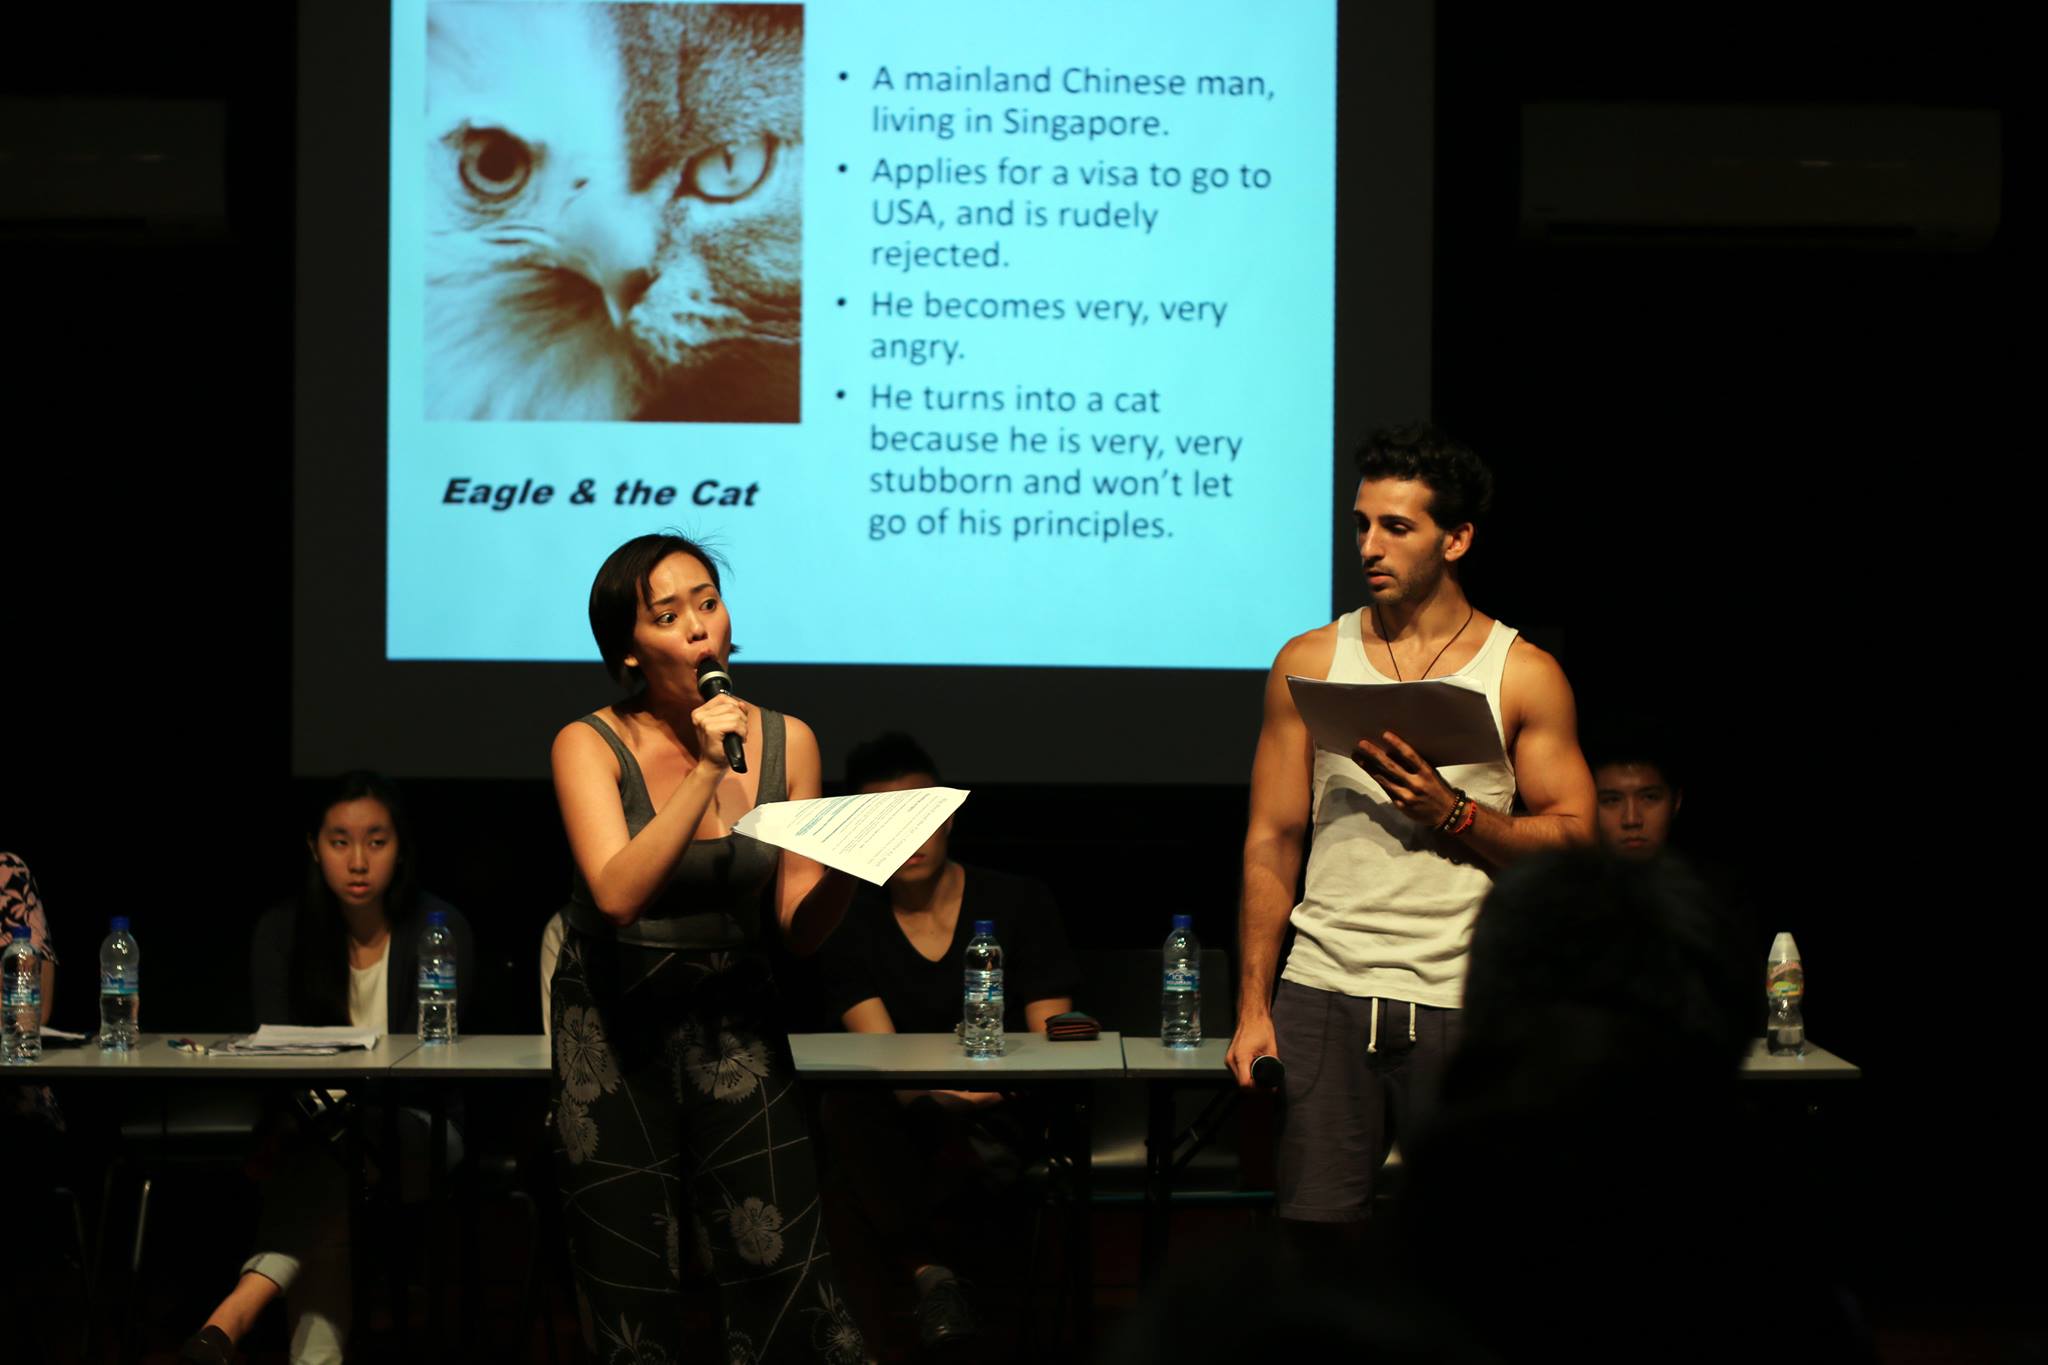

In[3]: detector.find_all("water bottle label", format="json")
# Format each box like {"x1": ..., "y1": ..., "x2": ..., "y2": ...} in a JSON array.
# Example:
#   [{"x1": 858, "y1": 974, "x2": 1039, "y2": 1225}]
[
  {"x1": 1164, "y1": 967, "x2": 1199, "y2": 992},
  {"x1": 1767, "y1": 963, "x2": 1805, "y2": 1001},
  {"x1": 419, "y1": 967, "x2": 456, "y2": 991},
  {"x1": 100, "y1": 972, "x2": 139, "y2": 996},
  {"x1": 3, "y1": 984, "x2": 38, "y2": 1009}
]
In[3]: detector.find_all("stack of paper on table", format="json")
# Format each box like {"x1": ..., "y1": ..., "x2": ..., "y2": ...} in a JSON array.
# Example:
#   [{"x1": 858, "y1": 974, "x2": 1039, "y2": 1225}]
[{"x1": 218, "y1": 1025, "x2": 383, "y2": 1056}]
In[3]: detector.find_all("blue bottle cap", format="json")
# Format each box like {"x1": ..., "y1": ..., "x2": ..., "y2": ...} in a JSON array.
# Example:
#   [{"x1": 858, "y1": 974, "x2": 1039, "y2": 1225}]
[
  {"x1": 110, "y1": 916, "x2": 131, "y2": 932},
  {"x1": 1171, "y1": 914, "x2": 1193, "y2": 929},
  {"x1": 973, "y1": 920, "x2": 995, "y2": 935},
  {"x1": 426, "y1": 910, "x2": 447, "y2": 927}
]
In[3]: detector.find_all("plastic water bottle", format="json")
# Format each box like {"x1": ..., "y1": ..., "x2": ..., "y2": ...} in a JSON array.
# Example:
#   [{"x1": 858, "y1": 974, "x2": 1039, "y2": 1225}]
[
  {"x1": 417, "y1": 910, "x2": 458, "y2": 1043},
  {"x1": 1766, "y1": 930, "x2": 1805, "y2": 1057},
  {"x1": 99, "y1": 916, "x2": 141, "y2": 1050},
  {"x1": 1162, "y1": 914, "x2": 1201, "y2": 1047},
  {"x1": 2, "y1": 932, "x2": 41, "y2": 1064},
  {"x1": 961, "y1": 920, "x2": 1004, "y2": 1058}
]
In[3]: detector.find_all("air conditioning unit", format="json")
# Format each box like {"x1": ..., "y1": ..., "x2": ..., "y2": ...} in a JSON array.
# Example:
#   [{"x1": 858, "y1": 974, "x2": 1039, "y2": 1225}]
[
  {"x1": 0, "y1": 98, "x2": 226, "y2": 238},
  {"x1": 1521, "y1": 103, "x2": 2000, "y2": 249}
]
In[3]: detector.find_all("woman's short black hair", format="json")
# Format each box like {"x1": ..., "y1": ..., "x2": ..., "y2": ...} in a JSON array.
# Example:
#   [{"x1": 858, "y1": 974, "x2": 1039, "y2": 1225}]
[
  {"x1": 291, "y1": 770, "x2": 420, "y2": 1026},
  {"x1": 587, "y1": 532, "x2": 728, "y2": 689},
  {"x1": 1353, "y1": 422, "x2": 1494, "y2": 533}
]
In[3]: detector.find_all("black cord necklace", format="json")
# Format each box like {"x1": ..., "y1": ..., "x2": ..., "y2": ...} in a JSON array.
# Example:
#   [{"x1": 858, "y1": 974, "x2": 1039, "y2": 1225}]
[{"x1": 1375, "y1": 603, "x2": 1476, "y2": 681}]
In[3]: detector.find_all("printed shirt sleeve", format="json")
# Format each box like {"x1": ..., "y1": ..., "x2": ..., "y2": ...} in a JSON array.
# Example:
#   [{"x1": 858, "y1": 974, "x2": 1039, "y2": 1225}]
[{"x1": 0, "y1": 852, "x2": 50, "y2": 955}]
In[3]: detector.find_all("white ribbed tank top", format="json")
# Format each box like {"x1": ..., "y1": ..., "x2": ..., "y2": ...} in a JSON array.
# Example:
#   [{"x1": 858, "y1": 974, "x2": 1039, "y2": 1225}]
[{"x1": 1280, "y1": 609, "x2": 1520, "y2": 1008}]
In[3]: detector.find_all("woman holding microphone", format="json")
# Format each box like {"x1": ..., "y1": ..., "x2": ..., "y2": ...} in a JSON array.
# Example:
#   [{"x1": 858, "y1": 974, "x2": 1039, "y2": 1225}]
[{"x1": 549, "y1": 533, "x2": 865, "y2": 1365}]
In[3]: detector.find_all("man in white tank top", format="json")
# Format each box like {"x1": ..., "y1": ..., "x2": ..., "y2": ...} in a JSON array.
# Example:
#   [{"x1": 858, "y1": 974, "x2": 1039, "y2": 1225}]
[{"x1": 1225, "y1": 423, "x2": 1596, "y2": 1226}]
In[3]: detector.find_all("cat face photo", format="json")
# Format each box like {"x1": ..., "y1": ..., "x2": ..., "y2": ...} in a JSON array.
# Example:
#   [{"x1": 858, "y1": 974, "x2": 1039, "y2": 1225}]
[{"x1": 424, "y1": 2, "x2": 802, "y2": 422}]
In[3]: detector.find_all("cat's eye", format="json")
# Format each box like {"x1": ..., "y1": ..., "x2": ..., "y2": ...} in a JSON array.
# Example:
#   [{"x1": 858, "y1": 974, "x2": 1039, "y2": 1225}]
[
  {"x1": 458, "y1": 128, "x2": 534, "y2": 200},
  {"x1": 681, "y1": 133, "x2": 778, "y2": 203}
]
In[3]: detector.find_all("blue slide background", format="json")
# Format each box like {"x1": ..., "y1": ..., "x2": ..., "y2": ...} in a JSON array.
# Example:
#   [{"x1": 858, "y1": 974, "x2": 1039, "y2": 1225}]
[{"x1": 388, "y1": 0, "x2": 1335, "y2": 668}]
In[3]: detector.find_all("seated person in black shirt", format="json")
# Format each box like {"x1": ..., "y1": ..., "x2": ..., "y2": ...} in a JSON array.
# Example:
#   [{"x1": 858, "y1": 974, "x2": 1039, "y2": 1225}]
[{"x1": 814, "y1": 732, "x2": 1079, "y2": 1350}]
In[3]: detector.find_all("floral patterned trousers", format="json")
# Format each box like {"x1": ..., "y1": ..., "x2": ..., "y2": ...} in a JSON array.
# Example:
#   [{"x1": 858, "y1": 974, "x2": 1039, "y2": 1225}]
[{"x1": 551, "y1": 932, "x2": 865, "y2": 1365}]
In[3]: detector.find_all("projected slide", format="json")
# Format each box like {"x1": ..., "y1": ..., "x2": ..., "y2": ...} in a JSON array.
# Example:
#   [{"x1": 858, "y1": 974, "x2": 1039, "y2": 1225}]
[{"x1": 388, "y1": 0, "x2": 1335, "y2": 668}]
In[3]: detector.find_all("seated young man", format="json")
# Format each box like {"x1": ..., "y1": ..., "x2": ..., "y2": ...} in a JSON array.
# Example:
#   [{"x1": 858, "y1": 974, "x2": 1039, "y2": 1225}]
[
  {"x1": 1591, "y1": 742, "x2": 1684, "y2": 861},
  {"x1": 814, "y1": 732, "x2": 1079, "y2": 1350}
]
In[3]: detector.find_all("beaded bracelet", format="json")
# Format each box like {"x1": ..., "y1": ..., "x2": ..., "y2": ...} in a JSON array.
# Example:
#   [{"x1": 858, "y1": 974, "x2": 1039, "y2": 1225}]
[
  {"x1": 1438, "y1": 788, "x2": 1472, "y2": 836},
  {"x1": 1437, "y1": 789, "x2": 1467, "y2": 833},
  {"x1": 1446, "y1": 795, "x2": 1477, "y2": 838}
]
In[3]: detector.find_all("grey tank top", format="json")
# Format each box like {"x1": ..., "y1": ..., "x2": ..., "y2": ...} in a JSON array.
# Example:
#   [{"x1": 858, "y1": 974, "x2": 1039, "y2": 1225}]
[{"x1": 565, "y1": 709, "x2": 787, "y2": 949}]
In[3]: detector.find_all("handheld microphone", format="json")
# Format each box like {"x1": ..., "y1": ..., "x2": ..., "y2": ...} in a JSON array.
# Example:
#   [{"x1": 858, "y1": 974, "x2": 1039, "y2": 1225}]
[
  {"x1": 1251, "y1": 1054, "x2": 1285, "y2": 1090},
  {"x1": 694, "y1": 658, "x2": 748, "y2": 774}
]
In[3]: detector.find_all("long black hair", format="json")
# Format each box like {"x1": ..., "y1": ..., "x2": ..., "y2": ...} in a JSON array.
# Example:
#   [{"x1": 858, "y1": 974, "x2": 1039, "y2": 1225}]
[{"x1": 289, "y1": 771, "x2": 421, "y2": 1026}]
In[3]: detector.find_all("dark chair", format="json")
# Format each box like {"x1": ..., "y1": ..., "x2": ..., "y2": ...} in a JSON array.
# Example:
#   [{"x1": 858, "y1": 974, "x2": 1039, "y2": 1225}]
[
  {"x1": 418, "y1": 926, "x2": 572, "y2": 1365},
  {"x1": 1071, "y1": 946, "x2": 1249, "y2": 1191},
  {"x1": 91, "y1": 1086, "x2": 268, "y2": 1359},
  {"x1": 13, "y1": 1116, "x2": 95, "y2": 1360},
  {"x1": 455, "y1": 1088, "x2": 563, "y2": 1364},
  {"x1": 1021, "y1": 948, "x2": 1271, "y2": 1348}
]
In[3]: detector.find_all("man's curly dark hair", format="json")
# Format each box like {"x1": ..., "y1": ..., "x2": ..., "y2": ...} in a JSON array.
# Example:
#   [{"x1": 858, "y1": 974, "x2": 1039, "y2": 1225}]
[{"x1": 1353, "y1": 422, "x2": 1494, "y2": 533}]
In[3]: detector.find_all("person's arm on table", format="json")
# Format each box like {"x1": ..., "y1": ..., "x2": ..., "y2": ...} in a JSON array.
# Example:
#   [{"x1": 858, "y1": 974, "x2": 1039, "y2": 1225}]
[
  {"x1": 840, "y1": 997, "x2": 896, "y2": 1035},
  {"x1": 1226, "y1": 638, "x2": 1318, "y2": 1088},
  {"x1": 1024, "y1": 997, "x2": 1072, "y2": 1033}
]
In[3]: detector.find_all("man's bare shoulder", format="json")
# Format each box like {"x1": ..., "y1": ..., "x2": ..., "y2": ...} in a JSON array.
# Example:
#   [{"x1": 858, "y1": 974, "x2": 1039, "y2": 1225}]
[
  {"x1": 1272, "y1": 620, "x2": 1341, "y2": 679},
  {"x1": 1502, "y1": 635, "x2": 1575, "y2": 709}
]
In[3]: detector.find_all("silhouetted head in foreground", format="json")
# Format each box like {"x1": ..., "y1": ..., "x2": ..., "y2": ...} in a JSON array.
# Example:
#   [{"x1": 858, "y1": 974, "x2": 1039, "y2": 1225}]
[{"x1": 1394, "y1": 852, "x2": 1869, "y2": 1361}]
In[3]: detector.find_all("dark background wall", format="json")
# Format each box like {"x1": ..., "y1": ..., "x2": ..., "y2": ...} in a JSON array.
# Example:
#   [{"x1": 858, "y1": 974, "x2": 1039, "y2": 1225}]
[{"x1": 6, "y1": 2, "x2": 2029, "y2": 1317}]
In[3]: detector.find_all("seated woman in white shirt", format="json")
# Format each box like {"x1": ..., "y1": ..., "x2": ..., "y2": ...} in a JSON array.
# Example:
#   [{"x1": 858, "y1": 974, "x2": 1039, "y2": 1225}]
[{"x1": 180, "y1": 771, "x2": 474, "y2": 1365}]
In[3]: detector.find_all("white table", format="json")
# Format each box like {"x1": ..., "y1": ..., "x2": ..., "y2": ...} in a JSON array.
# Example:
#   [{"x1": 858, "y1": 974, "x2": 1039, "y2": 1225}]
[
  {"x1": 27, "y1": 1034, "x2": 555, "y2": 1364},
  {"x1": 389, "y1": 1034, "x2": 551, "y2": 1079},
  {"x1": 1740, "y1": 1037, "x2": 1861, "y2": 1080},
  {"x1": 22, "y1": 1032, "x2": 426, "y2": 1358},
  {"x1": 1119, "y1": 1037, "x2": 1230, "y2": 1078},
  {"x1": 1116, "y1": 1036, "x2": 1864, "y2": 1081},
  {"x1": 21, "y1": 1031, "x2": 423, "y2": 1078},
  {"x1": 788, "y1": 1029, "x2": 1125, "y2": 1082}
]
